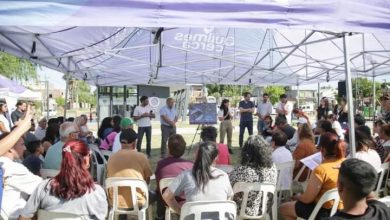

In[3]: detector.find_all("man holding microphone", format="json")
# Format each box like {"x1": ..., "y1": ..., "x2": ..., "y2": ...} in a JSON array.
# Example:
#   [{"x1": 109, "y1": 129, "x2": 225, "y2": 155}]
[{"x1": 159, "y1": 97, "x2": 178, "y2": 158}]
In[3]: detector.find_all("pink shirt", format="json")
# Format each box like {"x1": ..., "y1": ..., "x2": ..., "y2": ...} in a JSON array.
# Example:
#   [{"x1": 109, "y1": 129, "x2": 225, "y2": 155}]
[
  {"x1": 100, "y1": 131, "x2": 118, "y2": 150},
  {"x1": 216, "y1": 143, "x2": 231, "y2": 165}
]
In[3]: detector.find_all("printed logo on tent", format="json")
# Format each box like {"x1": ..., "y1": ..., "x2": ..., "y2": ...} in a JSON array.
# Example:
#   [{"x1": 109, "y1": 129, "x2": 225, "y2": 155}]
[{"x1": 174, "y1": 28, "x2": 234, "y2": 53}]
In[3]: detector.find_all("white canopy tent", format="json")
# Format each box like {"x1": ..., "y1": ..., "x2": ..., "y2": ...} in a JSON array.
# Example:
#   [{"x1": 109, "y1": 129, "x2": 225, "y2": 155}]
[{"x1": 0, "y1": 0, "x2": 389, "y2": 156}]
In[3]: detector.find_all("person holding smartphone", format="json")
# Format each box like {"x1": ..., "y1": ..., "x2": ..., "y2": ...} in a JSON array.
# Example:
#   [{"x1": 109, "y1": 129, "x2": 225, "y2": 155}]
[{"x1": 133, "y1": 96, "x2": 155, "y2": 158}]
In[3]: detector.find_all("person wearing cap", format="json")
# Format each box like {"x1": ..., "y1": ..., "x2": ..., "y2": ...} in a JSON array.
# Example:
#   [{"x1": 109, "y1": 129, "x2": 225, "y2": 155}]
[
  {"x1": 133, "y1": 96, "x2": 155, "y2": 158},
  {"x1": 106, "y1": 128, "x2": 153, "y2": 210},
  {"x1": 275, "y1": 94, "x2": 292, "y2": 125},
  {"x1": 257, "y1": 93, "x2": 273, "y2": 135},
  {"x1": 326, "y1": 159, "x2": 390, "y2": 219},
  {"x1": 111, "y1": 117, "x2": 134, "y2": 153}
]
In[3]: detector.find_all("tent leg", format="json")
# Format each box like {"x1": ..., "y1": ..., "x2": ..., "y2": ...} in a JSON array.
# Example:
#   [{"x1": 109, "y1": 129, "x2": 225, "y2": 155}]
[
  {"x1": 373, "y1": 74, "x2": 376, "y2": 123},
  {"x1": 64, "y1": 73, "x2": 70, "y2": 119},
  {"x1": 343, "y1": 33, "x2": 356, "y2": 158}
]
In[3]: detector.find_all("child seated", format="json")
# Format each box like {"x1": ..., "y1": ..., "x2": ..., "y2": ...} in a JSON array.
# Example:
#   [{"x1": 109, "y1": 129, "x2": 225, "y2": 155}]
[{"x1": 23, "y1": 140, "x2": 44, "y2": 176}]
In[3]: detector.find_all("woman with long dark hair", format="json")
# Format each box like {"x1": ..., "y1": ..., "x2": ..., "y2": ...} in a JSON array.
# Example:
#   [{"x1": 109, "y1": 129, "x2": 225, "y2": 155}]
[
  {"x1": 280, "y1": 132, "x2": 345, "y2": 220},
  {"x1": 229, "y1": 135, "x2": 277, "y2": 216},
  {"x1": 100, "y1": 115, "x2": 121, "y2": 150},
  {"x1": 353, "y1": 129, "x2": 382, "y2": 172},
  {"x1": 163, "y1": 141, "x2": 233, "y2": 214},
  {"x1": 20, "y1": 140, "x2": 108, "y2": 219},
  {"x1": 218, "y1": 99, "x2": 233, "y2": 153},
  {"x1": 293, "y1": 123, "x2": 317, "y2": 181},
  {"x1": 41, "y1": 122, "x2": 60, "y2": 154},
  {"x1": 98, "y1": 117, "x2": 113, "y2": 140}
]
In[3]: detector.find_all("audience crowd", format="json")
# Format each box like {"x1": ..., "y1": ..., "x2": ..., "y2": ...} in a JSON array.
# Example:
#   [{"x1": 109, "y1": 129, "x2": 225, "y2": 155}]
[{"x1": 1, "y1": 94, "x2": 390, "y2": 220}]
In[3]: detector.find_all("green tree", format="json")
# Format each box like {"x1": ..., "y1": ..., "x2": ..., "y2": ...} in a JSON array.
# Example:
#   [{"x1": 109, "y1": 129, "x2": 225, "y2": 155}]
[
  {"x1": 263, "y1": 85, "x2": 285, "y2": 104},
  {"x1": 352, "y1": 77, "x2": 382, "y2": 99},
  {"x1": 0, "y1": 52, "x2": 37, "y2": 81},
  {"x1": 75, "y1": 80, "x2": 96, "y2": 106},
  {"x1": 206, "y1": 84, "x2": 254, "y2": 98},
  {"x1": 55, "y1": 96, "x2": 65, "y2": 108}
]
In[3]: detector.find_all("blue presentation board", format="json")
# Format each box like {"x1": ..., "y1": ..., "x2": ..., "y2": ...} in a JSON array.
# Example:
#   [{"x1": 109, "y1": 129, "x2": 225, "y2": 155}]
[{"x1": 189, "y1": 103, "x2": 217, "y2": 125}]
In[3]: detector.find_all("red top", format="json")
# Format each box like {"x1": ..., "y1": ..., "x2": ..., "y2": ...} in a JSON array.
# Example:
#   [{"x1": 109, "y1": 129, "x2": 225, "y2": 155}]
[{"x1": 216, "y1": 143, "x2": 231, "y2": 165}]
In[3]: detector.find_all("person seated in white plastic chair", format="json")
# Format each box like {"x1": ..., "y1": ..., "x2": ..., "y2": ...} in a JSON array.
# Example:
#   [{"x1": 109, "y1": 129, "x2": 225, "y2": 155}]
[
  {"x1": 280, "y1": 132, "x2": 346, "y2": 220},
  {"x1": 162, "y1": 141, "x2": 233, "y2": 214},
  {"x1": 326, "y1": 158, "x2": 390, "y2": 219},
  {"x1": 19, "y1": 140, "x2": 108, "y2": 220},
  {"x1": 229, "y1": 135, "x2": 277, "y2": 217}
]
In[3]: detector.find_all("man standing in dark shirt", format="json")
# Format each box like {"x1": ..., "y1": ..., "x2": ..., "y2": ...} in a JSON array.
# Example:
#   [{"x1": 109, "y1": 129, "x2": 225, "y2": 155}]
[
  {"x1": 11, "y1": 101, "x2": 26, "y2": 125},
  {"x1": 327, "y1": 159, "x2": 390, "y2": 219},
  {"x1": 238, "y1": 92, "x2": 255, "y2": 148}
]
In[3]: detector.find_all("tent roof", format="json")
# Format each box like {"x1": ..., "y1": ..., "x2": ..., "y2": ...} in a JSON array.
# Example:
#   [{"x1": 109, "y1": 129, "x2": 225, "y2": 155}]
[{"x1": 0, "y1": 1, "x2": 389, "y2": 86}]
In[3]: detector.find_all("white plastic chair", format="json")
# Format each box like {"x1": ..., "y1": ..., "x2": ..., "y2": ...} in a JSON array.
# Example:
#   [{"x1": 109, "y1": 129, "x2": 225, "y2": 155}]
[
  {"x1": 179, "y1": 200, "x2": 237, "y2": 220},
  {"x1": 375, "y1": 162, "x2": 390, "y2": 198},
  {"x1": 105, "y1": 177, "x2": 152, "y2": 220},
  {"x1": 232, "y1": 182, "x2": 275, "y2": 220},
  {"x1": 297, "y1": 188, "x2": 340, "y2": 220},
  {"x1": 90, "y1": 145, "x2": 107, "y2": 185},
  {"x1": 214, "y1": 165, "x2": 234, "y2": 174},
  {"x1": 275, "y1": 161, "x2": 295, "y2": 203},
  {"x1": 159, "y1": 178, "x2": 176, "y2": 220},
  {"x1": 40, "y1": 169, "x2": 59, "y2": 179},
  {"x1": 293, "y1": 164, "x2": 312, "y2": 191},
  {"x1": 37, "y1": 209, "x2": 86, "y2": 219}
]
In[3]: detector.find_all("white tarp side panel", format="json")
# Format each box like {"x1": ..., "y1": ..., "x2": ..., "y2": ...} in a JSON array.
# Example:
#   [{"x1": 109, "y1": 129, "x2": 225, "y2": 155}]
[
  {"x1": 0, "y1": 0, "x2": 389, "y2": 33},
  {"x1": 0, "y1": 26, "x2": 389, "y2": 86}
]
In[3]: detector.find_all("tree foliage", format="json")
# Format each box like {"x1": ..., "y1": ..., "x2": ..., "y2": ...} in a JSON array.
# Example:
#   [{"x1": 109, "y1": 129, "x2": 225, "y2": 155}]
[
  {"x1": 352, "y1": 77, "x2": 382, "y2": 99},
  {"x1": 263, "y1": 85, "x2": 286, "y2": 104},
  {"x1": 0, "y1": 52, "x2": 37, "y2": 81},
  {"x1": 75, "y1": 80, "x2": 96, "y2": 106},
  {"x1": 206, "y1": 84, "x2": 254, "y2": 98},
  {"x1": 55, "y1": 96, "x2": 65, "y2": 108}
]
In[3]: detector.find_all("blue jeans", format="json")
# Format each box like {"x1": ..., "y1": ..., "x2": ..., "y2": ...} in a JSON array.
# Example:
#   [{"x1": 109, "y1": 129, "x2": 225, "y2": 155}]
[
  {"x1": 137, "y1": 126, "x2": 152, "y2": 156},
  {"x1": 257, "y1": 120, "x2": 266, "y2": 134},
  {"x1": 239, "y1": 121, "x2": 253, "y2": 147}
]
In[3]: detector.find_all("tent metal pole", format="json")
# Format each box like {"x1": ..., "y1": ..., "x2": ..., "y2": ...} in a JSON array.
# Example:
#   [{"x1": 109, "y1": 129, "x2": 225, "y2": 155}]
[
  {"x1": 297, "y1": 80, "x2": 300, "y2": 108},
  {"x1": 46, "y1": 80, "x2": 49, "y2": 119},
  {"x1": 343, "y1": 33, "x2": 356, "y2": 158},
  {"x1": 64, "y1": 57, "x2": 71, "y2": 119},
  {"x1": 373, "y1": 73, "x2": 376, "y2": 124},
  {"x1": 64, "y1": 74, "x2": 70, "y2": 119}
]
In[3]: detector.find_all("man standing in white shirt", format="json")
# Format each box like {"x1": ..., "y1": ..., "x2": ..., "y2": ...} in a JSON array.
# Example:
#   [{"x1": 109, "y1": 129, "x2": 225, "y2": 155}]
[
  {"x1": 0, "y1": 133, "x2": 42, "y2": 219},
  {"x1": 275, "y1": 94, "x2": 292, "y2": 125},
  {"x1": 133, "y1": 96, "x2": 155, "y2": 158},
  {"x1": 257, "y1": 93, "x2": 273, "y2": 135},
  {"x1": 159, "y1": 97, "x2": 178, "y2": 158},
  {"x1": 271, "y1": 132, "x2": 293, "y2": 191}
]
